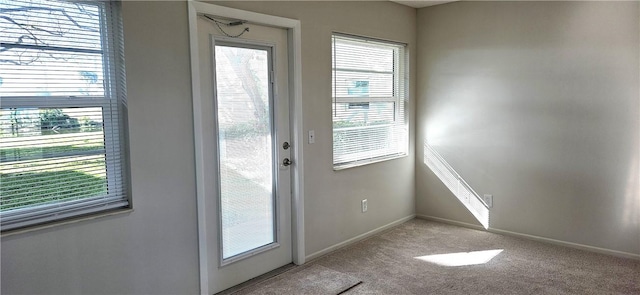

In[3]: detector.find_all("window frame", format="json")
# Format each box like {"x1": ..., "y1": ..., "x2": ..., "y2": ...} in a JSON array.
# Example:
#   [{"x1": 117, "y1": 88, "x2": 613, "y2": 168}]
[
  {"x1": 0, "y1": 0, "x2": 130, "y2": 232},
  {"x1": 331, "y1": 32, "x2": 409, "y2": 170}
]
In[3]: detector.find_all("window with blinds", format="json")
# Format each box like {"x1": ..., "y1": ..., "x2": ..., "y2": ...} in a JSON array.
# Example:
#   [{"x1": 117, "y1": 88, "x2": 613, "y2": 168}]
[
  {"x1": 332, "y1": 34, "x2": 408, "y2": 169},
  {"x1": 0, "y1": 0, "x2": 129, "y2": 231}
]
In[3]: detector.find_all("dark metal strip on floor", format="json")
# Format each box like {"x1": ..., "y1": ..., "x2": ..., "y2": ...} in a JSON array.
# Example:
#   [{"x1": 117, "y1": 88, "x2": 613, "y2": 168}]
[
  {"x1": 336, "y1": 281, "x2": 363, "y2": 295},
  {"x1": 217, "y1": 263, "x2": 297, "y2": 295}
]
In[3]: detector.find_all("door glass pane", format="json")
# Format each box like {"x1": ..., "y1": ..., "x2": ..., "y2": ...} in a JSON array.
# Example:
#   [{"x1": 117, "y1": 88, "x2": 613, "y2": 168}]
[{"x1": 215, "y1": 45, "x2": 275, "y2": 259}]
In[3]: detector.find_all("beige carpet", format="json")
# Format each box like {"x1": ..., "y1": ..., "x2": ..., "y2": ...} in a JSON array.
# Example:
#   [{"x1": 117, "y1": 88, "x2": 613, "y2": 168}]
[
  {"x1": 230, "y1": 219, "x2": 640, "y2": 294},
  {"x1": 232, "y1": 264, "x2": 361, "y2": 295}
]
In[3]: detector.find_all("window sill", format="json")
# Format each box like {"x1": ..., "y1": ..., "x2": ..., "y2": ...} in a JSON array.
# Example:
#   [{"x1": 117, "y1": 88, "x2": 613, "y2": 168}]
[
  {"x1": 1, "y1": 208, "x2": 134, "y2": 238},
  {"x1": 333, "y1": 153, "x2": 408, "y2": 171}
]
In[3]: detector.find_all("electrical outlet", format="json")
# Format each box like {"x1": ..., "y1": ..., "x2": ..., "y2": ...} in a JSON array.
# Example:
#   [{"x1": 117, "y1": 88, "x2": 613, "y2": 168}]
[
  {"x1": 483, "y1": 194, "x2": 493, "y2": 208},
  {"x1": 361, "y1": 199, "x2": 368, "y2": 213}
]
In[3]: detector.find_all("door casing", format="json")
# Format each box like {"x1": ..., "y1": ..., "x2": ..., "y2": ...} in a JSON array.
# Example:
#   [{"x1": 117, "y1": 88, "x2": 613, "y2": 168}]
[{"x1": 187, "y1": 2, "x2": 304, "y2": 295}]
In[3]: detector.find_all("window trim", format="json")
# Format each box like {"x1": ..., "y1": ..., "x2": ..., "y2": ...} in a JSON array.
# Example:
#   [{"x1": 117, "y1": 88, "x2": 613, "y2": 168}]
[
  {"x1": 1, "y1": 208, "x2": 134, "y2": 237},
  {"x1": 0, "y1": 0, "x2": 130, "y2": 232},
  {"x1": 331, "y1": 32, "x2": 409, "y2": 170}
]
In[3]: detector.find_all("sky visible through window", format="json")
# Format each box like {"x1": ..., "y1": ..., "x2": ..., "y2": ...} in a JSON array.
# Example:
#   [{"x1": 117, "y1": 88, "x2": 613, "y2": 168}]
[{"x1": 0, "y1": 0, "x2": 105, "y2": 97}]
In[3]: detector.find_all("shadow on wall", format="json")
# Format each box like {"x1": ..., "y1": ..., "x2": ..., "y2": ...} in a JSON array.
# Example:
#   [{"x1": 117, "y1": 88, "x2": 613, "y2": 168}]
[{"x1": 423, "y1": 140, "x2": 490, "y2": 229}]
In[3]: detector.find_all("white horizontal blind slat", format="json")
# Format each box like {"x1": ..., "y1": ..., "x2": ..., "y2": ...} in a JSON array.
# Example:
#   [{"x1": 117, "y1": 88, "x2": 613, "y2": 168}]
[
  {"x1": 0, "y1": 0, "x2": 129, "y2": 231},
  {"x1": 332, "y1": 34, "x2": 408, "y2": 168},
  {"x1": 0, "y1": 0, "x2": 105, "y2": 97}
]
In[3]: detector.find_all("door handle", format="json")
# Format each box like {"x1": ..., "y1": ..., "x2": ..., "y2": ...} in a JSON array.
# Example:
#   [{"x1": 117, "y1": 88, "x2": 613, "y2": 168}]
[{"x1": 282, "y1": 158, "x2": 292, "y2": 167}]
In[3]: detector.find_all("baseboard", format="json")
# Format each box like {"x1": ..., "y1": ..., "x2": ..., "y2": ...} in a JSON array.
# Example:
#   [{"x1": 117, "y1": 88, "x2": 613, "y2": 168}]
[
  {"x1": 305, "y1": 214, "x2": 415, "y2": 262},
  {"x1": 416, "y1": 214, "x2": 485, "y2": 231},
  {"x1": 416, "y1": 214, "x2": 640, "y2": 260},
  {"x1": 488, "y1": 227, "x2": 640, "y2": 260}
]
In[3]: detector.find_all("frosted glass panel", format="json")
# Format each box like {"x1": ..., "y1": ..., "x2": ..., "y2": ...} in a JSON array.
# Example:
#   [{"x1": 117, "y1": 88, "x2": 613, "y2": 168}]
[{"x1": 215, "y1": 45, "x2": 275, "y2": 259}]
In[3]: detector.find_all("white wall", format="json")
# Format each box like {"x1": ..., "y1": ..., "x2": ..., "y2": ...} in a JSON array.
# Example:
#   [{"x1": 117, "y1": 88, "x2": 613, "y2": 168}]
[
  {"x1": 1, "y1": 2, "x2": 201, "y2": 294},
  {"x1": 416, "y1": 1, "x2": 640, "y2": 256},
  {"x1": 0, "y1": 1, "x2": 416, "y2": 294},
  {"x1": 209, "y1": 1, "x2": 417, "y2": 257}
]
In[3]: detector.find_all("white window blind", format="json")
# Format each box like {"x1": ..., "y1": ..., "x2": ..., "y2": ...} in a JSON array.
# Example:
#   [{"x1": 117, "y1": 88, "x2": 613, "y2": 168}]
[
  {"x1": 332, "y1": 34, "x2": 408, "y2": 169},
  {"x1": 0, "y1": 0, "x2": 129, "y2": 231}
]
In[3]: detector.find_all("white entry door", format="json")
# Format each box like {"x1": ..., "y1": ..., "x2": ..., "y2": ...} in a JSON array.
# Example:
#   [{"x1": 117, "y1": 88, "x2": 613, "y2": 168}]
[{"x1": 196, "y1": 12, "x2": 292, "y2": 294}]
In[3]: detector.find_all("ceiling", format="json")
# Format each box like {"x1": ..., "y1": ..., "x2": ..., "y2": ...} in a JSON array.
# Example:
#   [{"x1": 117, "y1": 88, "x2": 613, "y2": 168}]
[{"x1": 390, "y1": 0, "x2": 458, "y2": 8}]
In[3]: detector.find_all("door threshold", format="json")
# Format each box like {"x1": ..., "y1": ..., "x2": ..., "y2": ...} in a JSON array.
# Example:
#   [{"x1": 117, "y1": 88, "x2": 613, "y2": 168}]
[{"x1": 215, "y1": 263, "x2": 297, "y2": 295}]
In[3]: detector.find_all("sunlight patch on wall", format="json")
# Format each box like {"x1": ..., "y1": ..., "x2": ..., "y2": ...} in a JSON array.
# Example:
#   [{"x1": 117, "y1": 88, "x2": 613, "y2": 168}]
[
  {"x1": 424, "y1": 141, "x2": 490, "y2": 229},
  {"x1": 415, "y1": 249, "x2": 503, "y2": 266}
]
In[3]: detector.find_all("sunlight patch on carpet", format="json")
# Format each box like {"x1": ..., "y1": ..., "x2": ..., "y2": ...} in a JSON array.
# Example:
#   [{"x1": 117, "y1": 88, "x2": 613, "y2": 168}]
[{"x1": 415, "y1": 249, "x2": 503, "y2": 266}]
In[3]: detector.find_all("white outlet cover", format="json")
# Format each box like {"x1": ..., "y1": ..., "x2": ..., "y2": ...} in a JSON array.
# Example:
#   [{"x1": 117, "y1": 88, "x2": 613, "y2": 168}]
[{"x1": 308, "y1": 130, "x2": 315, "y2": 144}]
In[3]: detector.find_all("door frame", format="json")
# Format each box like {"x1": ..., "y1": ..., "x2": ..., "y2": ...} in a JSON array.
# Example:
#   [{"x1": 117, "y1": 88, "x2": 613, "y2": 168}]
[{"x1": 187, "y1": 2, "x2": 305, "y2": 295}]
